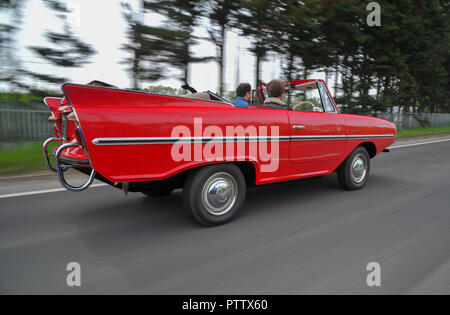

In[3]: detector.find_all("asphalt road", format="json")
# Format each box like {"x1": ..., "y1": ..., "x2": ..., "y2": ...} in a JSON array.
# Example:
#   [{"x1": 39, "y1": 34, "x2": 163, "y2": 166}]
[{"x1": 1, "y1": 137, "x2": 449, "y2": 294}]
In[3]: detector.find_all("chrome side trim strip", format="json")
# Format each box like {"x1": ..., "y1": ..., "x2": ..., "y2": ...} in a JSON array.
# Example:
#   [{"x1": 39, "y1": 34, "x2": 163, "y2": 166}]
[
  {"x1": 92, "y1": 134, "x2": 395, "y2": 146},
  {"x1": 290, "y1": 135, "x2": 347, "y2": 141},
  {"x1": 92, "y1": 136, "x2": 291, "y2": 146},
  {"x1": 347, "y1": 134, "x2": 396, "y2": 139}
]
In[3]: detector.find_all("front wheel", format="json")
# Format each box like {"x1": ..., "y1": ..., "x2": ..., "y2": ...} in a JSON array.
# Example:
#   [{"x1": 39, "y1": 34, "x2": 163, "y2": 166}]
[
  {"x1": 337, "y1": 146, "x2": 371, "y2": 191},
  {"x1": 183, "y1": 164, "x2": 247, "y2": 226}
]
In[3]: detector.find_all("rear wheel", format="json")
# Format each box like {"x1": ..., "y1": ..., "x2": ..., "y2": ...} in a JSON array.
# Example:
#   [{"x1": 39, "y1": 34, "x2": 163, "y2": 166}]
[
  {"x1": 337, "y1": 146, "x2": 371, "y2": 191},
  {"x1": 183, "y1": 164, "x2": 246, "y2": 226}
]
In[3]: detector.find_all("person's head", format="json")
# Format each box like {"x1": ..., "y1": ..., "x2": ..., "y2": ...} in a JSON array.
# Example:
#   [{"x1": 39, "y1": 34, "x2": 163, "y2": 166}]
[
  {"x1": 236, "y1": 83, "x2": 252, "y2": 101},
  {"x1": 267, "y1": 80, "x2": 285, "y2": 100}
]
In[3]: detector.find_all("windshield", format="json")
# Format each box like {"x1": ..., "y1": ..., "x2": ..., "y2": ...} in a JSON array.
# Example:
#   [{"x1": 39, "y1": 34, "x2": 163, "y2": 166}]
[
  {"x1": 284, "y1": 83, "x2": 324, "y2": 111},
  {"x1": 261, "y1": 82, "x2": 325, "y2": 112}
]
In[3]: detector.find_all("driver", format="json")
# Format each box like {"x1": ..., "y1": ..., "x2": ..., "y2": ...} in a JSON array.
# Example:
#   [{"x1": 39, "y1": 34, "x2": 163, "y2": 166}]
[{"x1": 263, "y1": 80, "x2": 292, "y2": 110}]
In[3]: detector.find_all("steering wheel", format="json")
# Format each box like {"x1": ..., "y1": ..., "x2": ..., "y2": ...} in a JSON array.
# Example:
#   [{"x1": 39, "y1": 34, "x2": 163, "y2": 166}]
[{"x1": 293, "y1": 101, "x2": 316, "y2": 112}]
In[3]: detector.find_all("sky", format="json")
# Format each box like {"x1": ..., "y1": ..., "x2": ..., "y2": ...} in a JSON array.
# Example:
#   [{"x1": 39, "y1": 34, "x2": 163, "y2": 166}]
[{"x1": 10, "y1": 0, "x2": 328, "y2": 94}]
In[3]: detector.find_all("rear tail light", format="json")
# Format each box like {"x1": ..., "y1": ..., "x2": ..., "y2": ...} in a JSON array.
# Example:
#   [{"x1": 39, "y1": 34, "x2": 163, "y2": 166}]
[{"x1": 57, "y1": 105, "x2": 72, "y2": 115}]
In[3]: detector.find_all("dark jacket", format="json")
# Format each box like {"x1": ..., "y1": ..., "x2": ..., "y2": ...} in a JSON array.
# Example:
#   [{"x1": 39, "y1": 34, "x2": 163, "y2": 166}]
[{"x1": 263, "y1": 97, "x2": 292, "y2": 110}]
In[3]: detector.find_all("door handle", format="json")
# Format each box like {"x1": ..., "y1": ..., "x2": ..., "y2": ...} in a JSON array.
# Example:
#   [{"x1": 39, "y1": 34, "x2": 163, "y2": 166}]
[{"x1": 293, "y1": 125, "x2": 306, "y2": 130}]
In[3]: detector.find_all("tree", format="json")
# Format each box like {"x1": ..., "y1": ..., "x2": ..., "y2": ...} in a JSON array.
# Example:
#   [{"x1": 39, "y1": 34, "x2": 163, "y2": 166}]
[
  {"x1": 203, "y1": 0, "x2": 239, "y2": 96},
  {"x1": 274, "y1": 0, "x2": 322, "y2": 82},
  {"x1": 405, "y1": 0, "x2": 448, "y2": 113},
  {"x1": 360, "y1": 0, "x2": 448, "y2": 113},
  {"x1": 144, "y1": 0, "x2": 214, "y2": 85},
  {"x1": 25, "y1": 0, "x2": 96, "y2": 86},
  {"x1": 317, "y1": 0, "x2": 368, "y2": 111},
  {"x1": 234, "y1": 0, "x2": 282, "y2": 87},
  {"x1": 0, "y1": 0, "x2": 26, "y2": 89},
  {"x1": 121, "y1": 1, "x2": 188, "y2": 89}
]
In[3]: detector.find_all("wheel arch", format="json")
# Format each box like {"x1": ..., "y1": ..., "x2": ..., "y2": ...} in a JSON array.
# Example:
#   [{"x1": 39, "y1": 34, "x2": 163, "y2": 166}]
[
  {"x1": 359, "y1": 141, "x2": 377, "y2": 159},
  {"x1": 187, "y1": 161, "x2": 257, "y2": 186},
  {"x1": 335, "y1": 142, "x2": 376, "y2": 173}
]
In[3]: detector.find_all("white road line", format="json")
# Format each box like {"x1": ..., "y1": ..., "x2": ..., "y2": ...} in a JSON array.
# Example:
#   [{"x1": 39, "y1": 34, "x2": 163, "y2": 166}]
[
  {"x1": 0, "y1": 183, "x2": 108, "y2": 199},
  {"x1": 390, "y1": 138, "x2": 450, "y2": 149}
]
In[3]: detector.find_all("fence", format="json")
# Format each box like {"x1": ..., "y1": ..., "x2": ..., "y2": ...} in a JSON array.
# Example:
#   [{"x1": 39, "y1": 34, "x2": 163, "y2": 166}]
[
  {"x1": 0, "y1": 102, "x2": 54, "y2": 142},
  {"x1": 369, "y1": 112, "x2": 450, "y2": 131},
  {"x1": 1, "y1": 101, "x2": 450, "y2": 142}
]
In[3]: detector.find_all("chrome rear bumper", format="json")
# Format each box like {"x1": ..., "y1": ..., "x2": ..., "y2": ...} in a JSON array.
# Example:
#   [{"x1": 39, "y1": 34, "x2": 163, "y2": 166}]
[{"x1": 43, "y1": 138, "x2": 96, "y2": 192}]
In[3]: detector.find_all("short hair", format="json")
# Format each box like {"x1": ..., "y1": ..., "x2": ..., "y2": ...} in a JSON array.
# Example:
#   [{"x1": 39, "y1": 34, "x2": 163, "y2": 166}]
[
  {"x1": 236, "y1": 83, "x2": 251, "y2": 97},
  {"x1": 267, "y1": 80, "x2": 285, "y2": 98}
]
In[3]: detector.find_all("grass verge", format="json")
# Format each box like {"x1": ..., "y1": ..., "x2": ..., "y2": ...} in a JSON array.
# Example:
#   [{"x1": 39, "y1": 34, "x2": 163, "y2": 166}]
[
  {"x1": 0, "y1": 142, "x2": 49, "y2": 176},
  {"x1": 396, "y1": 125, "x2": 450, "y2": 138}
]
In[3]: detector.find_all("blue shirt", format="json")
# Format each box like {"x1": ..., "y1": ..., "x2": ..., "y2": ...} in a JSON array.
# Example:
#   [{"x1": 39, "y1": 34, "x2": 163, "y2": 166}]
[{"x1": 232, "y1": 96, "x2": 249, "y2": 108}]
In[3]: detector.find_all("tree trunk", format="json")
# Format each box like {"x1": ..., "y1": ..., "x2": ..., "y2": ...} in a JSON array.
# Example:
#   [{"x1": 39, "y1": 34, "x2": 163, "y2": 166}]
[
  {"x1": 287, "y1": 53, "x2": 294, "y2": 105},
  {"x1": 184, "y1": 65, "x2": 189, "y2": 86},
  {"x1": 334, "y1": 62, "x2": 339, "y2": 99},
  {"x1": 183, "y1": 42, "x2": 190, "y2": 85},
  {"x1": 376, "y1": 77, "x2": 381, "y2": 101},
  {"x1": 133, "y1": 49, "x2": 140, "y2": 90},
  {"x1": 348, "y1": 67, "x2": 355, "y2": 111},
  {"x1": 218, "y1": 26, "x2": 226, "y2": 96},
  {"x1": 255, "y1": 54, "x2": 261, "y2": 88},
  {"x1": 303, "y1": 67, "x2": 309, "y2": 80},
  {"x1": 287, "y1": 53, "x2": 294, "y2": 81}
]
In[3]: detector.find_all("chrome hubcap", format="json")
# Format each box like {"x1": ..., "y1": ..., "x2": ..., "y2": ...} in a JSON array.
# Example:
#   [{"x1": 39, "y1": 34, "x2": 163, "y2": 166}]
[
  {"x1": 202, "y1": 172, "x2": 237, "y2": 216},
  {"x1": 351, "y1": 154, "x2": 367, "y2": 184}
]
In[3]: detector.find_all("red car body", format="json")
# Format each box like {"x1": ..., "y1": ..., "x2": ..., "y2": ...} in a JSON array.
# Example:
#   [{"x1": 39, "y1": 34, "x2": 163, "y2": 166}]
[{"x1": 43, "y1": 79, "x2": 396, "y2": 225}]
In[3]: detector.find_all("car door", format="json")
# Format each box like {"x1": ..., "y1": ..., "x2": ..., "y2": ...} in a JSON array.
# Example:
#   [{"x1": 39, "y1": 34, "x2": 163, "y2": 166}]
[{"x1": 288, "y1": 81, "x2": 346, "y2": 164}]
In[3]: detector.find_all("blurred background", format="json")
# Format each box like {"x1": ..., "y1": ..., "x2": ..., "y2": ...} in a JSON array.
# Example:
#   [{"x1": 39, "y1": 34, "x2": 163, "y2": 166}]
[{"x1": 0, "y1": 0, "x2": 449, "y2": 175}]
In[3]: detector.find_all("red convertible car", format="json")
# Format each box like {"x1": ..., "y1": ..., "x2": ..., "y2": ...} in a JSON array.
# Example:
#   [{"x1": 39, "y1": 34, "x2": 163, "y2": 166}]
[{"x1": 43, "y1": 79, "x2": 395, "y2": 226}]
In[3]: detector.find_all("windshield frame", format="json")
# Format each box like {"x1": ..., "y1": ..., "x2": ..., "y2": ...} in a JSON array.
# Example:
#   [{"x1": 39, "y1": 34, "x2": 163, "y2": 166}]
[{"x1": 207, "y1": 90, "x2": 234, "y2": 106}]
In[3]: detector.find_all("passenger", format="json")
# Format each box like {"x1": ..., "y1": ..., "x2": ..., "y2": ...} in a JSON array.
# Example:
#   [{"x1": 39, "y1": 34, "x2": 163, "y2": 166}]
[
  {"x1": 264, "y1": 80, "x2": 291, "y2": 110},
  {"x1": 232, "y1": 83, "x2": 251, "y2": 108}
]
